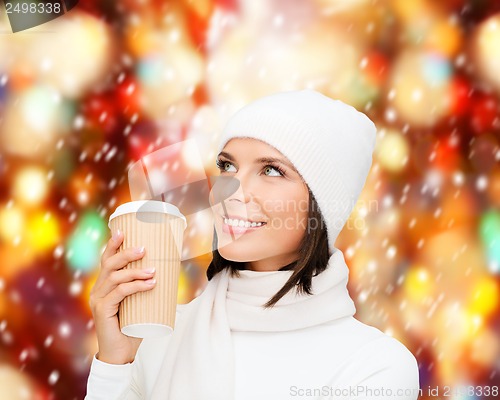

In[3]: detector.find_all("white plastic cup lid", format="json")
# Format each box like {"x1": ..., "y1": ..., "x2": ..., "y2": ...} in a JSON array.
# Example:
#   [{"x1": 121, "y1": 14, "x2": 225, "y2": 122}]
[{"x1": 108, "y1": 200, "x2": 187, "y2": 229}]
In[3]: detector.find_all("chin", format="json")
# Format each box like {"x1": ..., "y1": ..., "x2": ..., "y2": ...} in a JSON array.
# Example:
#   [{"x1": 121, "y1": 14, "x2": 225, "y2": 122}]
[{"x1": 218, "y1": 243, "x2": 259, "y2": 263}]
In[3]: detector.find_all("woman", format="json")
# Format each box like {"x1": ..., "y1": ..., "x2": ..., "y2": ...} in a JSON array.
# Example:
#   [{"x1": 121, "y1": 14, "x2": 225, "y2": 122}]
[{"x1": 85, "y1": 89, "x2": 420, "y2": 399}]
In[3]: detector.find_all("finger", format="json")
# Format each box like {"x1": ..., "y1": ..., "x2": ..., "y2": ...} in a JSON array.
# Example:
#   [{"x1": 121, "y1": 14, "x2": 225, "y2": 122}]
[
  {"x1": 93, "y1": 265, "x2": 155, "y2": 296},
  {"x1": 102, "y1": 246, "x2": 146, "y2": 273},
  {"x1": 94, "y1": 246, "x2": 147, "y2": 294},
  {"x1": 99, "y1": 267, "x2": 156, "y2": 296},
  {"x1": 101, "y1": 229, "x2": 124, "y2": 262},
  {"x1": 106, "y1": 278, "x2": 156, "y2": 306}
]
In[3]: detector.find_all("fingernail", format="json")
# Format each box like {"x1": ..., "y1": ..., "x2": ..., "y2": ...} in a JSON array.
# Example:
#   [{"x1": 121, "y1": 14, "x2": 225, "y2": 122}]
[
  {"x1": 112, "y1": 229, "x2": 122, "y2": 242},
  {"x1": 145, "y1": 278, "x2": 156, "y2": 285},
  {"x1": 144, "y1": 267, "x2": 155, "y2": 274},
  {"x1": 134, "y1": 246, "x2": 145, "y2": 254}
]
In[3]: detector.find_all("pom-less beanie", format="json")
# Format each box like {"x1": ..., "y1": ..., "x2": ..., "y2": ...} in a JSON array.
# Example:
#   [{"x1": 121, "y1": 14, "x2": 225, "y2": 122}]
[{"x1": 217, "y1": 89, "x2": 377, "y2": 249}]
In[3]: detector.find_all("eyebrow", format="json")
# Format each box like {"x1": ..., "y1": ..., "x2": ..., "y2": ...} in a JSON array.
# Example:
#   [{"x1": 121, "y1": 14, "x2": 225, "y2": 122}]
[{"x1": 217, "y1": 151, "x2": 298, "y2": 173}]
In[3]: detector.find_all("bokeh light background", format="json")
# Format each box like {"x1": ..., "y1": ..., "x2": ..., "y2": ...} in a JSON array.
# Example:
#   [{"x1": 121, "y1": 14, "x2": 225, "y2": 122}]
[{"x1": 1, "y1": 0, "x2": 500, "y2": 398}]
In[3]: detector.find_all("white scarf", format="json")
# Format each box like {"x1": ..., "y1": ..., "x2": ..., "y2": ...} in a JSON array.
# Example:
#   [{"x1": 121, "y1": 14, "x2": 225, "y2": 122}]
[{"x1": 150, "y1": 248, "x2": 356, "y2": 400}]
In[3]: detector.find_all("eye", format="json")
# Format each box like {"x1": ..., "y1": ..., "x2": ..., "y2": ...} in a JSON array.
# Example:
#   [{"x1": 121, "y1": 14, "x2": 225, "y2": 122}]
[
  {"x1": 263, "y1": 165, "x2": 285, "y2": 177},
  {"x1": 216, "y1": 159, "x2": 236, "y2": 172}
]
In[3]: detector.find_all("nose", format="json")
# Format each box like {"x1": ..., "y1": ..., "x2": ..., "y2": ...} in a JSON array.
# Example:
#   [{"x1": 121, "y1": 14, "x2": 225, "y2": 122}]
[
  {"x1": 209, "y1": 174, "x2": 255, "y2": 207},
  {"x1": 230, "y1": 181, "x2": 252, "y2": 203},
  {"x1": 209, "y1": 175, "x2": 239, "y2": 205},
  {"x1": 231, "y1": 168, "x2": 259, "y2": 204},
  {"x1": 223, "y1": 170, "x2": 258, "y2": 204},
  {"x1": 209, "y1": 165, "x2": 263, "y2": 209}
]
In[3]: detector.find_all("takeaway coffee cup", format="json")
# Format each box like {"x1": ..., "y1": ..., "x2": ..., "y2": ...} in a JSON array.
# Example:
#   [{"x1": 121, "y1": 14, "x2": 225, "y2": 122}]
[{"x1": 108, "y1": 200, "x2": 187, "y2": 338}]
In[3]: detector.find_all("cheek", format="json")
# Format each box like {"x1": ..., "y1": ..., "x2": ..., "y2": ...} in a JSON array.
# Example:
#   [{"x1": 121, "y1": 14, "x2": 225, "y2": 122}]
[
  {"x1": 264, "y1": 198, "x2": 309, "y2": 237},
  {"x1": 260, "y1": 213, "x2": 306, "y2": 255}
]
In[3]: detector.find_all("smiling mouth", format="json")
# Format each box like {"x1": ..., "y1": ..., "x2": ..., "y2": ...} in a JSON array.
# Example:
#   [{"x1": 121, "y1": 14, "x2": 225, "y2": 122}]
[
  {"x1": 220, "y1": 215, "x2": 267, "y2": 239},
  {"x1": 222, "y1": 216, "x2": 267, "y2": 228}
]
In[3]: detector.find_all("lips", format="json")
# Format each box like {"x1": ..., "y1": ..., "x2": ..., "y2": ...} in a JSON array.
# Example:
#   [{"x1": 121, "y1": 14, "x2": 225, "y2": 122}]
[
  {"x1": 221, "y1": 214, "x2": 267, "y2": 224},
  {"x1": 223, "y1": 218, "x2": 266, "y2": 228},
  {"x1": 220, "y1": 214, "x2": 267, "y2": 235}
]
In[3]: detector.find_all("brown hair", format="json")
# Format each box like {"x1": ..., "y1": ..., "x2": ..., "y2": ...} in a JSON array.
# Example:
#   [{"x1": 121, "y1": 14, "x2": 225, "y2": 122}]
[{"x1": 206, "y1": 188, "x2": 331, "y2": 309}]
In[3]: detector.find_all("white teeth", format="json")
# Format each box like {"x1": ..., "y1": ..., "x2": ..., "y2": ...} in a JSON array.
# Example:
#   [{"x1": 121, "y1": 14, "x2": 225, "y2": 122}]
[{"x1": 223, "y1": 218, "x2": 265, "y2": 228}]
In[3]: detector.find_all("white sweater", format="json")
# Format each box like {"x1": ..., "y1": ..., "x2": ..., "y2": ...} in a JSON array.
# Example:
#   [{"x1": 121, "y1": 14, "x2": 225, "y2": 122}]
[
  {"x1": 85, "y1": 311, "x2": 420, "y2": 399},
  {"x1": 85, "y1": 252, "x2": 420, "y2": 400}
]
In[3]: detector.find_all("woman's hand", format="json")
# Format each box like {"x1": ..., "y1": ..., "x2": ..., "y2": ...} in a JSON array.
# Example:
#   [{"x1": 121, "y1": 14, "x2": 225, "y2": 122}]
[{"x1": 89, "y1": 230, "x2": 156, "y2": 364}]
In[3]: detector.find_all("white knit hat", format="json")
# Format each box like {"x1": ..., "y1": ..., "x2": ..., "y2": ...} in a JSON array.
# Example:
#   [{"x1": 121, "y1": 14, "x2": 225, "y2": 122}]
[{"x1": 217, "y1": 89, "x2": 377, "y2": 250}]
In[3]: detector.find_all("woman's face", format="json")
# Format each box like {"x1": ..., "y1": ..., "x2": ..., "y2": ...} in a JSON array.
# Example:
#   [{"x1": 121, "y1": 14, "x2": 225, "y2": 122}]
[{"x1": 210, "y1": 138, "x2": 309, "y2": 271}]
